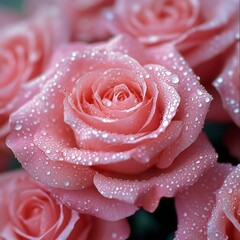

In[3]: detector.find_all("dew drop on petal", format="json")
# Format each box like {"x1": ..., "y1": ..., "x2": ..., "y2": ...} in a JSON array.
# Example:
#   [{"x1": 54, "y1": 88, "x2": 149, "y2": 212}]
[
  {"x1": 172, "y1": 75, "x2": 179, "y2": 84},
  {"x1": 64, "y1": 181, "x2": 70, "y2": 187},
  {"x1": 15, "y1": 123, "x2": 22, "y2": 131}
]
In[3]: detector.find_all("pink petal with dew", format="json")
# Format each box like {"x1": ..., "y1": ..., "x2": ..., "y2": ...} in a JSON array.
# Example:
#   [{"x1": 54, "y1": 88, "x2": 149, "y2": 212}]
[
  {"x1": 147, "y1": 44, "x2": 212, "y2": 167},
  {"x1": 94, "y1": 133, "x2": 217, "y2": 212},
  {"x1": 205, "y1": 84, "x2": 232, "y2": 122},
  {"x1": 49, "y1": 186, "x2": 138, "y2": 221},
  {"x1": 208, "y1": 165, "x2": 240, "y2": 239},
  {"x1": 213, "y1": 43, "x2": 240, "y2": 126},
  {"x1": 7, "y1": 98, "x2": 95, "y2": 190},
  {"x1": 175, "y1": 163, "x2": 234, "y2": 240},
  {"x1": 0, "y1": 6, "x2": 70, "y2": 139},
  {"x1": 65, "y1": 68, "x2": 157, "y2": 135},
  {"x1": 50, "y1": 34, "x2": 148, "y2": 67},
  {"x1": 61, "y1": 121, "x2": 181, "y2": 175},
  {"x1": 176, "y1": 0, "x2": 238, "y2": 67}
]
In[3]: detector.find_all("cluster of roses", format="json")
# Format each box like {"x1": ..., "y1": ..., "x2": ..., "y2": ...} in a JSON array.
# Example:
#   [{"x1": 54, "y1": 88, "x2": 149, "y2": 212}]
[{"x1": 0, "y1": 0, "x2": 239, "y2": 239}]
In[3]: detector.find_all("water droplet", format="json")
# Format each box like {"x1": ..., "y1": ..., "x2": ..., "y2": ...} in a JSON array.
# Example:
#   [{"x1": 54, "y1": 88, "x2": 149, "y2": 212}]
[
  {"x1": 234, "y1": 108, "x2": 239, "y2": 113},
  {"x1": 102, "y1": 133, "x2": 108, "y2": 138},
  {"x1": 15, "y1": 123, "x2": 22, "y2": 131},
  {"x1": 41, "y1": 130, "x2": 47, "y2": 136},
  {"x1": 163, "y1": 120, "x2": 168, "y2": 127},
  {"x1": 64, "y1": 181, "x2": 70, "y2": 187},
  {"x1": 112, "y1": 233, "x2": 117, "y2": 239},
  {"x1": 171, "y1": 75, "x2": 179, "y2": 84},
  {"x1": 205, "y1": 97, "x2": 210, "y2": 103}
]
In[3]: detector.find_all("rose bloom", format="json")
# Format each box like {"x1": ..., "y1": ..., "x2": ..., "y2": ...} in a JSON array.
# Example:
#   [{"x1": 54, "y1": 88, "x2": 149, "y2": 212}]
[
  {"x1": 101, "y1": 0, "x2": 240, "y2": 124},
  {"x1": 7, "y1": 35, "x2": 217, "y2": 220},
  {"x1": 0, "y1": 5, "x2": 70, "y2": 144},
  {"x1": 175, "y1": 163, "x2": 240, "y2": 240},
  {"x1": 0, "y1": 169, "x2": 130, "y2": 240}
]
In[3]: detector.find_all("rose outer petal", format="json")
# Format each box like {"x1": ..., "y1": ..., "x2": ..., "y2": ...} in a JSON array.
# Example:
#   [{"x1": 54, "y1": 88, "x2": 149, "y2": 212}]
[
  {"x1": 7, "y1": 99, "x2": 95, "y2": 190},
  {"x1": 213, "y1": 43, "x2": 240, "y2": 127},
  {"x1": 0, "y1": 6, "x2": 70, "y2": 140},
  {"x1": 175, "y1": 0, "x2": 238, "y2": 67},
  {"x1": 49, "y1": 186, "x2": 138, "y2": 221},
  {"x1": 93, "y1": 133, "x2": 217, "y2": 212},
  {"x1": 175, "y1": 163, "x2": 234, "y2": 240},
  {"x1": 147, "y1": 43, "x2": 212, "y2": 167},
  {"x1": 208, "y1": 165, "x2": 240, "y2": 239}
]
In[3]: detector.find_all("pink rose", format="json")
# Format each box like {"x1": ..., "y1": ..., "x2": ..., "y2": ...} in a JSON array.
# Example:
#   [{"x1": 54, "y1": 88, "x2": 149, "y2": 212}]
[
  {"x1": 0, "y1": 169, "x2": 130, "y2": 240},
  {"x1": 103, "y1": 0, "x2": 239, "y2": 124},
  {"x1": 7, "y1": 35, "x2": 216, "y2": 220},
  {"x1": 0, "y1": 6, "x2": 70, "y2": 143},
  {"x1": 175, "y1": 164, "x2": 240, "y2": 239},
  {"x1": 103, "y1": 0, "x2": 201, "y2": 45}
]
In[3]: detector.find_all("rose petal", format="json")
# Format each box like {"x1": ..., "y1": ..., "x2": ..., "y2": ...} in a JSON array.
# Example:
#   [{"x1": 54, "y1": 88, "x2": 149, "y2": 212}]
[
  {"x1": 213, "y1": 43, "x2": 240, "y2": 126},
  {"x1": 94, "y1": 133, "x2": 217, "y2": 212},
  {"x1": 147, "y1": 43, "x2": 212, "y2": 167},
  {"x1": 7, "y1": 100, "x2": 95, "y2": 190},
  {"x1": 208, "y1": 165, "x2": 240, "y2": 239},
  {"x1": 49, "y1": 186, "x2": 138, "y2": 221},
  {"x1": 175, "y1": 0, "x2": 238, "y2": 67},
  {"x1": 0, "y1": 5, "x2": 70, "y2": 140},
  {"x1": 175, "y1": 163, "x2": 234, "y2": 240}
]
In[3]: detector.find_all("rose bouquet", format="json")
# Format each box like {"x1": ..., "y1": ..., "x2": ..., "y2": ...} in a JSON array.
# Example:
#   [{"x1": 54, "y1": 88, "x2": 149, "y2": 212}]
[{"x1": 0, "y1": 0, "x2": 239, "y2": 239}]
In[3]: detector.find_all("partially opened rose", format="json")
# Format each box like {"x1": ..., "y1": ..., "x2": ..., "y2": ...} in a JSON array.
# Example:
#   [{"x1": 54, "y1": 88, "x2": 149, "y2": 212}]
[
  {"x1": 0, "y1": 169, "x2": 130, "y2": 240},
  {"x1": 102, "y1": 0, "x2": 240, "y2": 124},
  {"x1": 0, "y1": 5, "x2": 70, "y2": 143},
  {"x1": 175, "y1": 163, "x2": 240, "y2": 240},
  {"x1": 7, "y1": 35, "x2": 217, "y2": 220},
  {"x1": 103, "y1": 0, "x2": 201, "y2": 45}
]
